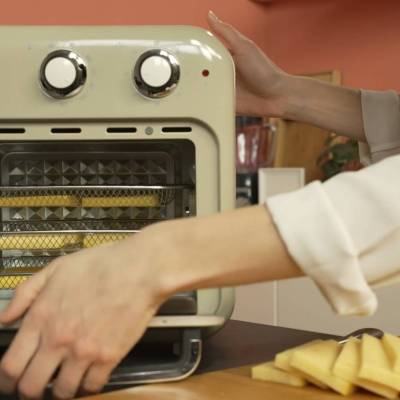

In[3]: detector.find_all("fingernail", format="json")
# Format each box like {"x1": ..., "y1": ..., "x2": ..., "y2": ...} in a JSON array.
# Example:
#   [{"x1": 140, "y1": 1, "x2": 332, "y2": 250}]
[{"x1": 208, "y1": 10, "x2": 220, "y2": 22}]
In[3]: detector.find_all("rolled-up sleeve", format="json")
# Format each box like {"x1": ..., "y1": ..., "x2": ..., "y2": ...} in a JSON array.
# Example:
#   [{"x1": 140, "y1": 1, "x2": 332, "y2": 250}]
[
  {"x1": 359, "y1": 89, "x2": 400, "y2": 164},
  {"x1": 266, "y1": 90, "x2": 400, "y2": 316}
]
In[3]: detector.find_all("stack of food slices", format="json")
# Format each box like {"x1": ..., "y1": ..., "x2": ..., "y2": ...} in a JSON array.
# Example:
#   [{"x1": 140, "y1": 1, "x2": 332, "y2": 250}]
[{"x1": 252, "y1": 333, "x2": 400, "y2": 399}]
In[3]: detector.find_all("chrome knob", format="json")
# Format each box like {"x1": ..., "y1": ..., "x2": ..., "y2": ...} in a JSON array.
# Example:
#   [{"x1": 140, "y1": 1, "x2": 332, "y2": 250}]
[
  {"x1": 39, "y1": 50, "x2": 87, "y2": 99},
  {"x1": 134, "y1": 50, "x2": 180, "y2": 98}
]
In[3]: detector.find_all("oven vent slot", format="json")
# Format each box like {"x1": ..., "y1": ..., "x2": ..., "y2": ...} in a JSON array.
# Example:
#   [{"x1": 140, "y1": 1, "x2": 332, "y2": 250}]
[
  {"x1": 107, "y1": 127, "x2": 137, "y2": 133},
  {"x1": 0, "y1": 128, "x2": 25, "y2": 134},
  {"x1": 162, "y1": 127, "x2": 192, "y2": 133},
  {"x1": 51, "y1": 128, "x2": 82, "y2": 134}
]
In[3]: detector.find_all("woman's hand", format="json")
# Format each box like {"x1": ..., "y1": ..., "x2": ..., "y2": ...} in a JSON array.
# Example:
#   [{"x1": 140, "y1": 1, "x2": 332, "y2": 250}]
[
  {"x1": 208, "y1": 11, "x2": 365, "y2": 139},
  {"x1": 0, "y1": 231, "x2": 168, "y2": 400},
  {"x1": 207, "y1": 10, "x2": 290, "y2": 117}
]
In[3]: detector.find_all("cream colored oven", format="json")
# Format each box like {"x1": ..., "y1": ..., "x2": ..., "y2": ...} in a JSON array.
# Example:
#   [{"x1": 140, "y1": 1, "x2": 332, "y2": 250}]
[{"x1": 0, "y1": 26, "x2": 235, "y2": 386}]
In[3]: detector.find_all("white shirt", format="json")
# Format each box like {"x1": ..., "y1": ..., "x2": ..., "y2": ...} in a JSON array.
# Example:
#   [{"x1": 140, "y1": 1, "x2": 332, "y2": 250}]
[{"x1": 266, "y1": 89, "x2": 400, "y2": 316}]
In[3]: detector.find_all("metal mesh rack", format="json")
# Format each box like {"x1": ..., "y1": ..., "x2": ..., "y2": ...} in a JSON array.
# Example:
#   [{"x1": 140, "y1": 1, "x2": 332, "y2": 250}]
[
  {"x1": 2, "y1": 256, "x2": 58, "y2": 269},
  {"x1": 0, "y1": 218, "x2": 171, "y2": 289},
  {"x1": 0, "y1": 185, "x2": 190, "y2": 208},
  {"x1": 0, "y1": 185, "x2": 193, "y2": 222},
  {"x1": 0, "y1": 225, "x2": 142, "y2": 289},
  {"x1": 0, "y1": 144, "x2": 196, "y2": 291},
  {"x1": 1, "y1": 219, "x2": 153, "y2": 232},
  {"x1": 0, "y1": 274, "x2": 32, "y2": 290}
]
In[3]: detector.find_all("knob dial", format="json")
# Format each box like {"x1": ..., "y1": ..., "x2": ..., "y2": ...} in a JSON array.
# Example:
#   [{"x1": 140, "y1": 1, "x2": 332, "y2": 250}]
[
  {"x1": 39, "y1": 50, "x2": 87, "y2": 99},
  {"x1": 134, "y1": 50, "x2": 180, "y2": 98}
]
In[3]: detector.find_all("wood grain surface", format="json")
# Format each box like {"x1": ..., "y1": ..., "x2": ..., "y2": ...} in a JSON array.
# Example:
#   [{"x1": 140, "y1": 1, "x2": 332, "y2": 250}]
[
  {"x1": 80, "y1": 321, "x2": 381, "y2": 400},
  {"x1": 85, "y1": 365, "x2": 379, "y2": 400}
]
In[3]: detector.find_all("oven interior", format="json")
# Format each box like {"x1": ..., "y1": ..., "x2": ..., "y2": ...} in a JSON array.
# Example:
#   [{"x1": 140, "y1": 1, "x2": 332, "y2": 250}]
[{"x1": 0, "y1": 139, "x2": 197, "y2": 315}]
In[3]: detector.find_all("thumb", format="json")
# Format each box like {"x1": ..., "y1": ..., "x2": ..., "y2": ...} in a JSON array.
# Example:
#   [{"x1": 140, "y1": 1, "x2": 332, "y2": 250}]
[
  {"x1": 207, "y1": 11, "x2": 250, "y2": 56},
  {"x1": 0, "y1": 263, "x2": 55, "y2": 325}
]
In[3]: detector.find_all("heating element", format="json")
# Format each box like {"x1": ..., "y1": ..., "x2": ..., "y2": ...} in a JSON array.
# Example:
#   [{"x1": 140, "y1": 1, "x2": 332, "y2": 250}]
[{"x1": 0, "y1": 26, "x2": 235, "y2": 388}]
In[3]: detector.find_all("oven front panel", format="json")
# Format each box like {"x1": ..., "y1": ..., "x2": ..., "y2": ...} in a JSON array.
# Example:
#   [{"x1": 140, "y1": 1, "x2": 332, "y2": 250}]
[{"x1": 0, "y1": 121, "x2": 227, "y2": 318}]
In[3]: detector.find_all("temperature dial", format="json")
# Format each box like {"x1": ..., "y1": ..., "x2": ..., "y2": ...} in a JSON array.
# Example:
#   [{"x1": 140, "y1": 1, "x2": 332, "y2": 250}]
[
  {"x1": 39, "y1": 50, "x2": 87, "y2": 99},
  {"x1": 134, "y1": 50, "x2": 180, "y2": 98}
]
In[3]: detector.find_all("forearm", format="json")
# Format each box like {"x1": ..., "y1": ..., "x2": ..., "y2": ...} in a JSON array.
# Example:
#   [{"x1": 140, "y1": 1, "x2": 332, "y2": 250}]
[
  {"x1": 278, "y1": 75, "x2": 365, "y2": 141},
  {"x1": 140, "y1": 205, "x2": 303, "y2": 298}
]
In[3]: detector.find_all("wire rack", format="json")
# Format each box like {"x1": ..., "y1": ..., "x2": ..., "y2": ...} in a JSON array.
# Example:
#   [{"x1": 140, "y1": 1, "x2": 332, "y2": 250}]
[
  {"x1": 0, "y1": 146, "x2": 195, "y2": 292},
  {"x1": 0, "y1": 219, "x2": 145, "y2": 250},
  {"x1": 0, "y1": 185, "x2": 190, "y2": 208},
  {"x1": 0, "y1": 218, "x2": 166, "y2": 289},
  {"x1": 0, "y1": 274, "x2": 31, "y2": 290},
  {"x1": 1, "y1": 219, "x2": 152, "y2": 232}
]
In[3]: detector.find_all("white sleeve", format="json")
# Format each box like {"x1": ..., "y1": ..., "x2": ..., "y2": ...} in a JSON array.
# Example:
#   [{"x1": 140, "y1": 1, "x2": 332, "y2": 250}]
[
  {"x1": 267, "y1": 155, "x2": 400, "y2": 316},
  {"x1": 266, "y1": 89, "x2": 400, "y2": 316}
]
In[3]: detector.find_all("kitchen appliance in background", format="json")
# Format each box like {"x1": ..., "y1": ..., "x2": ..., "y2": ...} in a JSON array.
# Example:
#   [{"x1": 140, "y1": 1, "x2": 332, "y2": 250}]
[
  {"x1": 0, "y1": 26, "x2": 235, "y2": 388},
  {"x1": 235, "y1": 117, "x2": 276, "y2": 207},
  {"x1": 236, "y1": 172, "x2": 258, "y2": 207}
]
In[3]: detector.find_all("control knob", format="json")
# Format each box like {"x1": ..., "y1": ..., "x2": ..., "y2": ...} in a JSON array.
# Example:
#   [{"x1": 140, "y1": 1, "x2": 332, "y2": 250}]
[
  {"x1": 39, "y1": 50, "x2": 87, "y2": 99},
  {"x1": 134, "y1": 50, "x2": 180, "y2": 98}
]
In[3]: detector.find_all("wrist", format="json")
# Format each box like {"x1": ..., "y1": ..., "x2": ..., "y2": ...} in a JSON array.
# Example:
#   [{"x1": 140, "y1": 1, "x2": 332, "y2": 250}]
[
  {"x1": 135, "y1": 221, "x2": 185, "y2": 301},
  {"x1": 275, "y1": 74, "x2": 307, "y2": 120},
  {"x1": 259, "y1": 73, "x2": 302, "y2": 119}
]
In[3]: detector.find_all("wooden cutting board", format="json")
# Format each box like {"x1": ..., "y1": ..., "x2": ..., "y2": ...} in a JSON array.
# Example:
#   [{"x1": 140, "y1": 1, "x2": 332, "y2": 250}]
[{"x1": 85, "y1": 364, "x2": 378, "y2": 400}]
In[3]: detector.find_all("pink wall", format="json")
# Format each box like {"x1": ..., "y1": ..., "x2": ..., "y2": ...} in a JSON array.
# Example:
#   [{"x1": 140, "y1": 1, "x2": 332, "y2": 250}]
[{"x1": 2, "y1": 0, "x2": 400, "y2": 91}]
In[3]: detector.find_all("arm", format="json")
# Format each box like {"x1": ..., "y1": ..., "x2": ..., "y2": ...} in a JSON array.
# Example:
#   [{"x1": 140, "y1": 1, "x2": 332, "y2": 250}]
[
  {"x1": 281, "y1": 76, "x2": 365, "y2": 141},
  {"x1": 208, "y1": 11, "x2": 365, "y2": 141},
  {"x1": 0, "y1": 206, "x2": 301, "y2": 399},
  {"x1": 145, "y1": 205, "x2": 302, "y2": 294}
]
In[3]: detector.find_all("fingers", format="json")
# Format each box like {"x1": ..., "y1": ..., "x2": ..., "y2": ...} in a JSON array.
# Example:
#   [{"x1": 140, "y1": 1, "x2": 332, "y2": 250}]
[
  {"x1": 52, "y1": 358, "x2": 91, "y2": 400},
  {"x1": 0, "y1": 264, "x2": 54, "y2": 325},
  {"x1": 207, "y1": 11, "x2": 251, "y2": 55},
  {"x1": 0, "y1": 318, "x2": 40, "y2": 394},
  {"x1": 17, "y1": 344, "x2": 63, "y2": 400},
  {"x1": 81, "y1": 362, "x2": 115, "y2": 395}
]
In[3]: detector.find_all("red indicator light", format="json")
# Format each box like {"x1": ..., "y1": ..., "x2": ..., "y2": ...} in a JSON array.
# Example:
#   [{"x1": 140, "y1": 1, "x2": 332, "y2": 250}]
[{"x1": 202, "y1": 69, "x2": 210, "y2": 77}]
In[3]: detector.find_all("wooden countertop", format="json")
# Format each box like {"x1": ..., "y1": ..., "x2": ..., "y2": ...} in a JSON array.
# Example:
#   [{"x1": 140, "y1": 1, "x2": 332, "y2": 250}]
[
  {"x1": 86, "y1": 365, "x2": 378, "y2": 400},
  {"x1": 82, "y1": 320, "x2": 379, "y2": 400}
]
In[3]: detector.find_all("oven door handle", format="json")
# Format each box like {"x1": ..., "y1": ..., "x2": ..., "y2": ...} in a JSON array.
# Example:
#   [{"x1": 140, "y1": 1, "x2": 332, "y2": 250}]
[{"x1": 106, "y1": 328, "x2": 202, "y2": 388}]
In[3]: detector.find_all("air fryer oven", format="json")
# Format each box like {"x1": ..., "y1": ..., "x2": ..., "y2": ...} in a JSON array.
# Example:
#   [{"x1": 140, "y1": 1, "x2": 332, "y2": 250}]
[{"x1": 0, "y1": 25, "x2": 236, "y2": 388}]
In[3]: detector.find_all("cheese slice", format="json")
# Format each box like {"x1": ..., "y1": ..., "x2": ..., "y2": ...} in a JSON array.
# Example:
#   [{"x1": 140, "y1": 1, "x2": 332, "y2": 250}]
[
  {"x1": 333, "y1": 337, "x2": 398, "y2": 399},
  {"x1": 0, "y1": 234, "x2": 81, "y2": 250},
  {"x1": 359, "y1": 334, "x2": 400, "y2": 391},
  {"x1": 0, "y1": 267, "x2": 43, "y2": 289},
  {"x1": 0, "y1": 275, "x2": 28, "y2": 289},
  {"x1": 81, "y1": 195, "x2": 159, "y2": 208},
  {"x1": 275, "y1": 340, "x2": 328, "y2": 389},
  {"x1": 83, "y1": 233, "x2": 130, "y2": 248},
  {"x1": 382, "y1": 333, "x2": 400, "y2": 374},
  {"x1": 0, "y1": 195, "x2": 80, "y2": 208},
  {"x1": 252, "y1": 361, "x2": 306, "y2": 387},
  {"x1": 289, "y1": 339, "x2": 354, "y2": 395}
]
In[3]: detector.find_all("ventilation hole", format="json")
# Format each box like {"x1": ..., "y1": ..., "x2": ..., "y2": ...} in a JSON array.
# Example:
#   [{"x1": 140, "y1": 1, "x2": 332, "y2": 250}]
[
  {"x1": 162, "y1": 127, "x2": 192, "y2": 133},
  {"x1": 0, "y1": 128, "x2": 25, "y2": 134},
  {"x1": 51, "y1": 128, "x2": 81, "y2": 134},
  {"x1": 107, "y1": 127, "x2": 137, "y2": 133}
]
